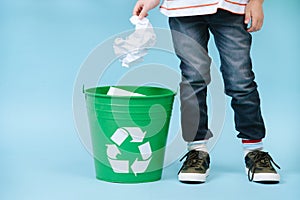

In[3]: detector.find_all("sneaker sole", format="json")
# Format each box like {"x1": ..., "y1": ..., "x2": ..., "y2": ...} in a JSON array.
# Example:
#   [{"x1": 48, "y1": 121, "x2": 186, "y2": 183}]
[
  {"x1": 245, "y1": 168, "x2": 280, "y2": 182},
  {"x1": 178, "y1": 169, "x2": 210, "y2": 183}
]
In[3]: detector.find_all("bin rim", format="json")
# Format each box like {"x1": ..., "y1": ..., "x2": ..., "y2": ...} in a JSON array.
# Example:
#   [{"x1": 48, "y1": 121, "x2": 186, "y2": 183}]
[{"x1": 84, "y1": 85, "x2": 177, "y2": 99}]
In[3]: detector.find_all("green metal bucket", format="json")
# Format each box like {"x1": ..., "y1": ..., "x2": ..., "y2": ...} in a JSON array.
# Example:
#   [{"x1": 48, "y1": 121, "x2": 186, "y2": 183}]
[{"x1": 84, "y1": 86, "x2": 176, "y2": 183}]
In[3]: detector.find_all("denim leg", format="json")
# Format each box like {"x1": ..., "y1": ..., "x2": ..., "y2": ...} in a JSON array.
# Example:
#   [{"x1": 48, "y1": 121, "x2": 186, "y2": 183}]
[
  {"x1": 208, "y1": 10, "x2": 266, "y2": 140},
  {"x1": 169, "y1": 16, "x2": 213, "y2": 142}
]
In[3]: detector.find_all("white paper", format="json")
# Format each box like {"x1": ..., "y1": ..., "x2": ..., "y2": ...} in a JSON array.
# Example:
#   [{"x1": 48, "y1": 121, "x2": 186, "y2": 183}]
[
  {"x1": 113, "y1": 16, "x2": 156, "y2": 67},
  {"x1": 107, "y1": 87, "x2": 145, "y2": 96}
]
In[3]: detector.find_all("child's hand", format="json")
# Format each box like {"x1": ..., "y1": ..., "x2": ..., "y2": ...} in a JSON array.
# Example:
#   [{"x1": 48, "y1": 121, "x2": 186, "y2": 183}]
[
  {"x1": 133, "y1": 0, "x2": 160, "y2": 19},
  {"x1": 244, "y1": 0, "x2": 264, "y2": 32}
]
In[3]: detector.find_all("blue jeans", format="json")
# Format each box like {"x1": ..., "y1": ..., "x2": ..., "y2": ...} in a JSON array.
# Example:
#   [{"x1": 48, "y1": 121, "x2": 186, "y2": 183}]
[{"x1": 169, "y1": 9, "x2": 266, "y2": 142}]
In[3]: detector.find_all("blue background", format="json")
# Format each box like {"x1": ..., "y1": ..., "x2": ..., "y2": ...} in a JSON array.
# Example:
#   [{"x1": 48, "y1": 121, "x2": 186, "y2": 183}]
[{"x1": 1, "y1": 0, "x2": 299, "y2": 199}]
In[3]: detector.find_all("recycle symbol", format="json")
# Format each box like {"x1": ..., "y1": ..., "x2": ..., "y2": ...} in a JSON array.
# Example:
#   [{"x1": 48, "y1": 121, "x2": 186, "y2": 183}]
[{"x1": 106, "y1": 127, "x2": 152, "y2": 176}]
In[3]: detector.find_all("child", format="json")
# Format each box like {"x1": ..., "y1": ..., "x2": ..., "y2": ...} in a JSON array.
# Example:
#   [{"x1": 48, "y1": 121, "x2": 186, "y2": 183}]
[{"x1": 133, "y1": 0, "x2": 280, "y2": 183}]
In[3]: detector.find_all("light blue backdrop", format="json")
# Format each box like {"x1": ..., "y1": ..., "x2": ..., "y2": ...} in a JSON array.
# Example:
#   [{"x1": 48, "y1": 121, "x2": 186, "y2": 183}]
[{"x1": 1, "y1": 0, "x2": 299, "y2": 200}]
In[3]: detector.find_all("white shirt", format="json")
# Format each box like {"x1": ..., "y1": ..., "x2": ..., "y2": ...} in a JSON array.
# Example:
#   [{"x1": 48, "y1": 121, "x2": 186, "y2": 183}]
[{"x1": 160, "y1": 0, "x2": 249, "y2": 17}]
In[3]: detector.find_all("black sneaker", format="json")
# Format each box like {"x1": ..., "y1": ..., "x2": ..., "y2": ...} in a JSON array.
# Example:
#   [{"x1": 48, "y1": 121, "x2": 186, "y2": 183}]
[
  {"x1": 245, "y1": 150, "x2": 280, "y2": 183},
  {"x1": 178, "y1": 150, "x2": 210, "y2": 183}
]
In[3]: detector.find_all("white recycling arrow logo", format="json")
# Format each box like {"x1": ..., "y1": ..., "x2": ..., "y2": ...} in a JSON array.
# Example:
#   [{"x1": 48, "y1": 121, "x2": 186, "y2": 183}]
[{"x1": 106, "y1": 127, "x2": 152, "y2": 176}]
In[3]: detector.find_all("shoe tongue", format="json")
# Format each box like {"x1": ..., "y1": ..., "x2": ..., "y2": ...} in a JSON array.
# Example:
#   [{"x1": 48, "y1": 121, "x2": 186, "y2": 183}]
[{"x1": 196, "y1": 151, "x2": 206, "y2": 159}]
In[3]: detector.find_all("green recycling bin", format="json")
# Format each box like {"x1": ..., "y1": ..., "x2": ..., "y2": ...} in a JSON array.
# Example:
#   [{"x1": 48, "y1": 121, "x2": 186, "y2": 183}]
[{"x1": 84, "y1": 85, "x2": 176, "y2": 183}]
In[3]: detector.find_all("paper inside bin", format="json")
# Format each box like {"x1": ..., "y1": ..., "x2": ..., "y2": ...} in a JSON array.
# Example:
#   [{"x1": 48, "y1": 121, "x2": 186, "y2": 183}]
[{"x1": 107, "y1": 87, "x2": 145, "y2": 97}]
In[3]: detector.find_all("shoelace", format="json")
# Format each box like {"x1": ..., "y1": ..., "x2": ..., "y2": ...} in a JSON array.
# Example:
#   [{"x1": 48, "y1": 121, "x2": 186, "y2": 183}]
[
  {"x1": 178, "y1": 150, "x2": 207, "y2": 175},
  {"x1": 247, "y1": 151, "x2": 281, "y2": 181}
]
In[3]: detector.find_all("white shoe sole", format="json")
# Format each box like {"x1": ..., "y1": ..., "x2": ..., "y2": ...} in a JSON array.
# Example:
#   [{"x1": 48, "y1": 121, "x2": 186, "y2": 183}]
[
  {"x1": 245, "y1": 168, "x2": 280, "y2": 182},
  {"x1": 178, "y1": 169, "x2": 210, "y2": 183}
]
